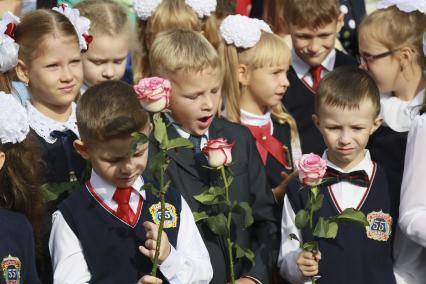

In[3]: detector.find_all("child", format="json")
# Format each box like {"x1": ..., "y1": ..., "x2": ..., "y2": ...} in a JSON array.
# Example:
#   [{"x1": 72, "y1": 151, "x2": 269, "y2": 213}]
[
  {"x1": 75, "y1": 0, "x2": 131, "y2": 92},
  {"x1": 0, "y1": 94, "x2": 45, "y2": 284},
  {"x1": 359, "y1": 4, "x2": 426, "y2": 227},
  {"x1": 149, "y1": 29, "x2": 281, "y2": 284},
  {"x1": 14, "y1": 7, "x2": 89, "y2": 187},
  {"x1": 132, "y1": 0, "x2": 220, "y2": 81},
  {"x1": 278, "y1": 66, "x2": 396, "y2": 284},
  {"x1": 49, "y1": 80, "x2": 213, "y2": 283},
  {"x1": 220, "y1": 14, "x2": 301, "y2": 199},
  {"x1": 282, "y1": 0, "x2": 357, "y2": 156}
]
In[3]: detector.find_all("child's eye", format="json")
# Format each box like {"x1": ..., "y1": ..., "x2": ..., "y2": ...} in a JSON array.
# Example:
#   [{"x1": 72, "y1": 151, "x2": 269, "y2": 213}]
[
  {"x1": 46, "y1": 64, "x2": 58, "y2": 68},
  {"x1": 71, "y1": 59, "x2": 81, "y2": 64},
  {"x1": 113, "y1": 59, "x2": 125, "y2": 65},
  {"x1": 90, "y1": 60, "x2": 104, "y2": 66},
  {"x1": 211, "y1": 88, "x2": 219, "y2": 94},
  {"x1": 134, "y1": 150, "x2": 145, "y2": 157}
]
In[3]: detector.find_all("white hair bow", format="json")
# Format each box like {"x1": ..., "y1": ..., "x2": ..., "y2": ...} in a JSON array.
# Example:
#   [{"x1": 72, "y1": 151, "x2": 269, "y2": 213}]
[
  {"x1": 377, "y1": 0, "x2": 426, "y2": 14},
  {"x1": 0, "y1": 12, "x2": 20, "y2": 73},
  {"x1": 0, "y1": 93, "x2": 29, "y2": 144}
]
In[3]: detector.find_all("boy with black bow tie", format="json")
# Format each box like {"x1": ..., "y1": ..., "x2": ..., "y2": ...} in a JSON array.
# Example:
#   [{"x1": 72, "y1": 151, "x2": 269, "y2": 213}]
[{"x1": 278, "y1": 66, "x2": 397, "y2": 284}]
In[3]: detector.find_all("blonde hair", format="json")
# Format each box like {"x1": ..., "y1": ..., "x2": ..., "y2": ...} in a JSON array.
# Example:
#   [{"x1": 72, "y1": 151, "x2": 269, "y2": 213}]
[
  {"x1": 149, "y1": 29, "x2": 222, "y2": 77},
  {"x1": 133, "y1": 0, "x2": 220, "y2": 81},
  {"x1": 75, "y1": 0, "x2": 130, "y2": 37},
  {"x1": 222, "y1": 32, "x2": 300, "y2": 145}
]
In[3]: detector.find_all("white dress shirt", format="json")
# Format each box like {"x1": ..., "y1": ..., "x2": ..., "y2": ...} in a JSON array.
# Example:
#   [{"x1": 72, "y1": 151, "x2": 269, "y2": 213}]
[
  {"x1": 393, "y1": 113, "x2": 426, "y2": 284},
  {"x1": 291, "y1": 49, "x2": 337, "y2": 89},
  {"x1": 49, "y1": 170, "x2": 213, "y2": 284},
  {"x1": 278, "y1": 150, "x2": 374, "y2": 284}
]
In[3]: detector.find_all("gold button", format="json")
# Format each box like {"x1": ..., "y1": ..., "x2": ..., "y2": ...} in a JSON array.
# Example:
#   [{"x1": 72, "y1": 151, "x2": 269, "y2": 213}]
[{"x1": 262, "y1": 136, "x2": 267, "y2": 141}]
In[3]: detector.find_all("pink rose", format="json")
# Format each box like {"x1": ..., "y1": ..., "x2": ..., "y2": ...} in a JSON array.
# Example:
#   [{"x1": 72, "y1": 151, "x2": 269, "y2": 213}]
[
  {"x1": 297, "y1": 153, "x2": 327, "y2": 186},
  {"x1": 134, "y1": 77, "x2": 171, "y2": 113},
  {"x1": 202, "y1": 138, "x2": 234, "y2": 168}
]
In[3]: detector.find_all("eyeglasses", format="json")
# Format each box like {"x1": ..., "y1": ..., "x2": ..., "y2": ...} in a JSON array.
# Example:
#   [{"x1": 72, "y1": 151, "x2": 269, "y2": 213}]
[{"x1": 357, "y1": 49, "x2": 401, "y2": 65}]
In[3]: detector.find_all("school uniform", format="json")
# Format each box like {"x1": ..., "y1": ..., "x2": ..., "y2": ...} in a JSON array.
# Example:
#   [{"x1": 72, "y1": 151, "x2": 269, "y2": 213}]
[
  {"x1": 338, "y1": 0, "x2": 366, "y2": 56},
  {"x1": 394, "y1": 113, "x2": 426, "y2": 284},
  {"x1": 283, "y1": 49, "x2": 357, "y2": 156},
  {"x1": 0, "y1": 209, "x2": 40, "y2": 284},
  {"x1": 149, "y1": 115, "x2": 281, "y2": 284},
  {"x1": 278, "y1": 150, "x2": 396, "y2": 284},
  {"x1": 49, "y1": 170, "x2": 212, "y2": 284},
  {"x1": 240, "y1": 109, "x2": 302, "y2": 189}
]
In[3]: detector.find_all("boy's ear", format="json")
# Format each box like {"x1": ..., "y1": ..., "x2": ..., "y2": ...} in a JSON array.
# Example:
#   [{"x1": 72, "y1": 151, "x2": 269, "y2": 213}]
[
  {"x1": 73, "y1": 139, "x2": 91, "y2": 160},
  {"x1": 336, "y1": 13, "x2": 344, "y2": 33},
  {"x1": 0, "y1": 152, "x2": 5, "y2": 171},
  {"x1": 238, "y1": 64, "x2": 250, "y2": 86},
  {"x1": 312, "y1": 113, "x2": 320, "y2": 129},
  {"x1": 370, "y1": 116, "x2": 383, "y2": 134},
  {"x1": 15, "y1": 59, "x2": 30, "y2": 85}
]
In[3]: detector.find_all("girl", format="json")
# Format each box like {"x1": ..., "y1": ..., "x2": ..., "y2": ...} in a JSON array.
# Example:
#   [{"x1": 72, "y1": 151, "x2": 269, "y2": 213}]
[
  {"x1": 220, "y1": 15, "x2": 301, "y2": 201},
  {"x1": 0, "y1": 94, "x2": 44, "y2": 284},
  {"x1": 358, "y1": 3, "x2": 426, "y2": 227},
  {"x1": 75, "y1": 0, "x2": 132, "y2": 92},
  {"x1": 132, "y1": 0, "x2": 220, "y2": 81},
  {"x1": 14, "y1": 6, "x2": 90, "y2": 188}
]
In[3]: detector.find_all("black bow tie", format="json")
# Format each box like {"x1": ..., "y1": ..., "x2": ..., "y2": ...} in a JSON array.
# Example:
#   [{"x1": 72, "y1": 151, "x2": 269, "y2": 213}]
[{"x1": 323, "y1": 167, "x2": 370, "y2": 187}]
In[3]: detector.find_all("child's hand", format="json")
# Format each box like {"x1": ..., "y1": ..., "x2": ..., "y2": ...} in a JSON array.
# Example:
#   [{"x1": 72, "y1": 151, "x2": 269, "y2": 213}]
[
  {"x1": 296, "y1": 250, "x2": 321, "y2": 277},
  {"x1": 137, "y1": 275, "x2": 163, "y2": 284},
  {"x1": 272, "y1": 171, "x2": 298, "y2": 202},
  {"x1": 139, "y1": 221, "x2": 171, "y2": 264}
]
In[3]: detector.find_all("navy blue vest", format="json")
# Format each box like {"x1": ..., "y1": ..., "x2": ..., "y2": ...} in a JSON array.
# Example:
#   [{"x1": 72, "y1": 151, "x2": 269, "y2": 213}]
[
  {"x1": 59, "y1": 182, "x2": 182, "y2": 284},
  {"x1": 286, "y1": 163, "x2": 396, "y2": 284}
]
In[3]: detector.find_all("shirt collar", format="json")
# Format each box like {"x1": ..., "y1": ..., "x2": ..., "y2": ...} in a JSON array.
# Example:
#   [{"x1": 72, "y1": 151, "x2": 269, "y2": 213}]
[
  {"x1": 291, "y1": 48, "x2": 337, "y2": 79},
  {"x1": 322, "y1": 149, "x2": 374, "y2": 179},
  {"x1": 240, "y1": 109, "x2": 272, "y2": 127},
  {"x1": 89, "y1": 169, "x2": 146, "y2": 201}
]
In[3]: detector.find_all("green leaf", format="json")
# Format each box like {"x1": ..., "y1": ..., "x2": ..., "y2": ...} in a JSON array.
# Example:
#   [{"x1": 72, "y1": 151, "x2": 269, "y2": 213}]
[
  {"x1": 234, "y1": 244, "x2": 255, "y2": 264},
  {"x1": 301, "y1": 241, "x2": 318, "y2": 252},
  {"x1": 206, "y1": 214, "x2": 228, "y2": 236},
  {"x1": 130, "y1": 132, "x2": 148, "y2": 154},
  {"x1": 311, "y1": 186, "x2": 320, "y2": 199},
  {"x1": 142, "y1": 183, "x2": 160, "y2": 197},
  {"x1": 167, "y1": 137, "x2": 194, "y2": 150},
  {"x1": 41, "y1": 181, "x2": 80, "y2": 202},
  {"x1": 226, "y1": 175, "x2": 233, "y2": 186},
  {"x1": 310, "y1": 193, "x2": 324, "y2": 212},
  {"x1": 232, "y1": 202, "x2": 254, "y2": 228},
  {"x1": 295, "y1": 209, "x2": 309, "y2": 229},
  {"x1": 193, "y1": 211, "x2": 209, "y2": 222},
  {"x1": 334, "y1": 208, "x2": 369, "y2": 227},
  {"x1": 193, "y1": 186, "x2": 225, "y2": 205},
  {"x1": 153, "y1": 116, "x2": 169, "y2": 147},
  {"x1": 149, "y1": 152, "x2": 167, "y2": 179},
  {"x1": 289, "y1": 233, "x2": 300, "y2": 243},
  {"x1": 313, "y1": 217, "x2": 338, "y2": 239}
]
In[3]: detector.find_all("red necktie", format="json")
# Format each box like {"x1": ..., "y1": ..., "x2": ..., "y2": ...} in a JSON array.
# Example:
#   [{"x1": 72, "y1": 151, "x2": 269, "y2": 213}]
[
  {"x1": 244, "y1": 122, "x2": 291, "y2": 169},
  {"x1": 310, "y1": 65, "x2": 324, "y2": 92},
  {"x1": 113, "y1": 187, "x2": 136, "y2": 224}
]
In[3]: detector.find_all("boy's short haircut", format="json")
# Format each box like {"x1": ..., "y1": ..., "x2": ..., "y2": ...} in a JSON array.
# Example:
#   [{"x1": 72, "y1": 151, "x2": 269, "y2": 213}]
[
  {"x1": 149, "y1": 29, "x2": 222, "y2": 76},
  {"x1": 76, "y1": 81, "x2": 149, "y2": 145},
  {"x1": 315, "y1": 66, "x2": 380, "y2": 116},
  {"x1": 284, "y1": 0, "x2": 340, "y2": 28}
]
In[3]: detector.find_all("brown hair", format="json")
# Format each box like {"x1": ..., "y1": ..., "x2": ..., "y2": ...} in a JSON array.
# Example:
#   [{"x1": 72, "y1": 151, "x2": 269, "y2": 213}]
[
  {"x1": 75, "y1": 0, "x2": 130, "y2": 37},
  {"x1": 315, "y1": 66, "x2": 380, "y2": 116},
  {"x1": 263, "y1": 0, "x2": 288, "y2": 35},
  {"x1": 284, "y1": 0, "x2": 340, "y2": 28},
  {"x1": 14, "y1": 9, "x2": 79, "y2": 67},
  {"x1": 77, "y1": 80, "x2": 149, "y2": 145},
  {"x1": 0, "y1": 74, "x2": 12, "y2": 93},
  {"x1": 133, "y1": 0, "x2": 221, "y2": 81},
  {"x1": 149, "y1": 29, "x2": 222, "y2": 77}
]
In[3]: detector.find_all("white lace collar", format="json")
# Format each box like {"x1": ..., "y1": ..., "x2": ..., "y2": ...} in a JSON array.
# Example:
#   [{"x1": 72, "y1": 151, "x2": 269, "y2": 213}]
[
  {"x1": 26, "y1": 101, "x2": 79, "y2": 144},
  {"x1": 380, "y1": 89, "x2": 425, "y2": 132}
]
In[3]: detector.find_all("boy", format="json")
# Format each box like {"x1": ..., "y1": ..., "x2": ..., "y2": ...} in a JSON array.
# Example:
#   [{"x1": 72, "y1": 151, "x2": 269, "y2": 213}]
[
  {"x1": 278, "y1": 66, "x2": 396, "y2": 284},
  {"x1": 48, "y1": 81, "x2": 213, "y2": 284},
  {"x1": 282, "y1": 0, "x2": 358, "y2": 155},
  {"x1": 149, "y1": 30, "x2": 281, "y2": 284}
]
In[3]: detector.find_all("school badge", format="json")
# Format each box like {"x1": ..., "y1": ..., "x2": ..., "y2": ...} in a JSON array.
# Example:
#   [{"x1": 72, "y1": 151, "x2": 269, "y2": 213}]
[
  {"x1": 1, "y1": 255, "x2": 21, "y2": 284},
  {"x1": 149, "y1": 202, "x2": 178, "y2": 228},
  {"x1": 366, "y1": 210, "x2": 392, "y2": 241}
]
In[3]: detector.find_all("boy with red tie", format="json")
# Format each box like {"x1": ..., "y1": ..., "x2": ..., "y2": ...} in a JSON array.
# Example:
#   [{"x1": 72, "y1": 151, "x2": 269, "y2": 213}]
[
  {"x1": 282, "y1": 0, "x2": 357, "y2": 155},
  {"x1": 48, "y1": 81, "x2": 212, "y2": 284}
]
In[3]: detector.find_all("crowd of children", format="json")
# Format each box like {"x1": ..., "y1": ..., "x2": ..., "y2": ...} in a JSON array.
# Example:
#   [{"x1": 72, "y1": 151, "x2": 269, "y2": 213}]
[{"x1": 0, "y1": 0, "x2": 424, "y2": 283}]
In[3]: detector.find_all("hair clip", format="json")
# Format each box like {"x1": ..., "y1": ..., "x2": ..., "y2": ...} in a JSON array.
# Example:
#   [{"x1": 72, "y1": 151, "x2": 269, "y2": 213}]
[
  {"x1": 0, "y1": 12, "x2": 20, "y2": 73},
  {"x1": 133, "y1": 0, "x2": 162, "y2": 21},
  {"x1": 185, "y1": 0, "x2": 217, "y2": 18},
  {"x1": 0, "y1": 94, "x2": 29, "y2": 144},
  {"x1": 377, "y1": 0, "x2": 426, "y2": 15},
  {"x1": 53, "y1": 4, "x2": 92, "y2": 51},
  {"x1": 220, "y1": 14, "x2": 272, "y2": 49}
]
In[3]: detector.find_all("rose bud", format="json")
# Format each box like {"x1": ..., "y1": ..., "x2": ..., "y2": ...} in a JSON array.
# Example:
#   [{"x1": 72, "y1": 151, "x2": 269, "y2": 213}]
[
  {"x1": 202, "y1": 138, "x2": 234, "y2": 168},
  {"x1": 134, "y1": 77, "x2": 171, "y2": 113},
  {"x1": 297, "y1": 153, "x2": 327, "y2": 186}
]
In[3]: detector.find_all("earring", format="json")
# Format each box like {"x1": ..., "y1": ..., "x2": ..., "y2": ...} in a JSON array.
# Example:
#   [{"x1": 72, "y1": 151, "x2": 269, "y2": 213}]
[{"x1": 23, "y1": 81, "x2": 28, "y2": 87}]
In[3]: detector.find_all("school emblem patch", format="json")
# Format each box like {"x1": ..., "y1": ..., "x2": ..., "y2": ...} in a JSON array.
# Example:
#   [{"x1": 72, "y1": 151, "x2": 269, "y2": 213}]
[
  {"x1": 1, "y1": 255, "x2": 21, "y2": 284},
  {"x1": 149, "y1": 202, "x2": 178, "y2": 228},
  {"x1": 366, "y1": 210, "x2": 392, "y2": 241}
]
